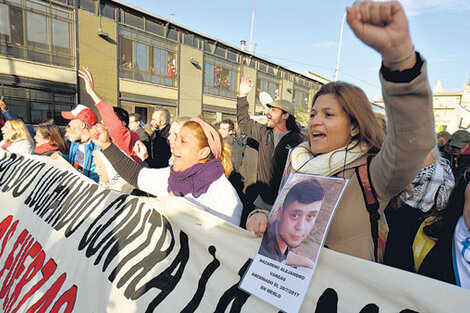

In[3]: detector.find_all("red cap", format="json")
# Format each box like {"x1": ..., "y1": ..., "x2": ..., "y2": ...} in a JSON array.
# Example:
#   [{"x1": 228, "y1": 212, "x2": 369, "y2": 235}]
[{"x1": 61, "y1": 104, "x2": 97, "y2": 126}]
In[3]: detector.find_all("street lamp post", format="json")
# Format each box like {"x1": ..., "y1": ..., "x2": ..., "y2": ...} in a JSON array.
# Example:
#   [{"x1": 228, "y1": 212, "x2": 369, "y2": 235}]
[{"x1": 334, "y1": 12, "x2": 346, "y2": 81}]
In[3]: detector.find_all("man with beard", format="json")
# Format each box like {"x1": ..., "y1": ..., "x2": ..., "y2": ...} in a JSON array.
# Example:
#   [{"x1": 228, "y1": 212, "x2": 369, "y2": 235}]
[
  {"x1": 442, "y1": 130, "x2": 470, "y2": 181},
  {"x1": 62, "y1": 104, "x2": 100, "y2": 182},
  {"x1": 437, "y1": 130, "x2": 451, "y2": 153},
  {"x1": 148, "y1": 108, "x2": 171, "y2": 168},
  {"x1": 236, "y1": 77, "x2": 304, "y2": 219}
]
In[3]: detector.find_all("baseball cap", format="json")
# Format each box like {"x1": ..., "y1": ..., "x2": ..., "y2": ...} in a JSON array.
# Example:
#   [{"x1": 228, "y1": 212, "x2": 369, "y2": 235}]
[
  {"x1": 437, "y1": 131, "x2": 451, "y2": 139},
  {"x1": 450, "y1": 130, "x2": 470, "y2": 149},
  {"x1": 61, "y1": 104, "x2": 97, "y2": 126},
  {"x1": 267, "y1": 99, "x2": 296, "y2": 116}
]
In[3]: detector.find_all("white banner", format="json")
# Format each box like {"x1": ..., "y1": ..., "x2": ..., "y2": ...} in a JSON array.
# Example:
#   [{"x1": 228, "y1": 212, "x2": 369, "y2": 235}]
[{"x1": 0, "y1": 151, "x2": 468, "y2": 312}]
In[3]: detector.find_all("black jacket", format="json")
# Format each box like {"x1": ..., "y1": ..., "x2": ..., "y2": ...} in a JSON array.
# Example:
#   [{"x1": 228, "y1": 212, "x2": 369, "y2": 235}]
[
  {"x1": 236, "y1": 96, "x2": 303, "y2": 206},
  {"x1": 148, "y1": 124, "x2": 171, "y2": 169}
]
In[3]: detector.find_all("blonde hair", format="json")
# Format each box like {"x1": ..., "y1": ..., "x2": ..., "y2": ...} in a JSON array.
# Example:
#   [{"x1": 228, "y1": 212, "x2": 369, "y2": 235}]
[
  {"x1": 183, "y1": 120, "x2": 233, "y2": 177},
  {"x1": 7, "y1": 120, "x2": 34, "y2": 145},
  {"x1": 36, "y1": 123, "x2": 68, "y2": 154}
]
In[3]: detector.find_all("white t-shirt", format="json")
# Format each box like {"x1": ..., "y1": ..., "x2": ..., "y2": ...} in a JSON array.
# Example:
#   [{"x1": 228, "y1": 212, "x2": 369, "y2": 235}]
[
  {"x1": 453, "y1": 216, "x2": 470, "y2": 289},
  {"x1": 137, "y1": 167, "x2": 242, "y2": 226}
]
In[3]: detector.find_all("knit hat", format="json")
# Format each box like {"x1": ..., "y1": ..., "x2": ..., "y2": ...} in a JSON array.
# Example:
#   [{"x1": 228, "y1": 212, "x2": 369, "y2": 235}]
[{"x1": 61, "y1": 104, "x2": 97, "y2": 126}]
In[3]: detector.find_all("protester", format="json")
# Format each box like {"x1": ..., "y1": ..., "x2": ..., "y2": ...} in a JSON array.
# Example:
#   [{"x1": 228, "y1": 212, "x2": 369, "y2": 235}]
[
  {"x1": 237, "y1": 79, "x2": 304, "y2": 215},
  {"x1": 441, "y1": 130, "x2": 470, "y2": 181},
  {"x1": 129, "y1": 112, "x2": 150, "y2": 151},
  {"x1": 437, "y1": 130, "x2": 451, "y2": 152},
  {"x1": 0, "y1": 120, "x2": 34, "y2": 154},
  {"x1": 410, "y1": 170, "x2": 470, "y2": 288},
  {"x1": 91, "y1": 118, "x2": 243, "y2": 226},
  {"x1": 218, "y1": 119, "x2": 234, "y2": 140},
  {"x1": 259, "y1": 179, "x2": 324, "y2": 268},
  {"x1": 148, "y1": 108, "x2": 172, "y2": 168},
  {"x1": 219, "y1": 119, "x2": 245, "y2": 173},
  {"x1": 79, "y1": 68, "x2": 143, "y2": 164},
  {"x1": 34, "y1": 123, "x2": 68, "y2": 156},
  {"x1": 246, "y1": 0, "x2": 436, "y2": 261},
  {"x1": 383, "y1": 147, "x2": 454, "y2": 271},
  {"x1": 61, "y1": 104, "x2": 100, "y2": 182}
]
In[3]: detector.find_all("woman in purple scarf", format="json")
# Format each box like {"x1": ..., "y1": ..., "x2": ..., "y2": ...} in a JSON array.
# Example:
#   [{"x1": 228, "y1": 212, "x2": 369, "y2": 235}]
[{"x1": 92, "y1": 118, "x2": 243, "y2": 226}]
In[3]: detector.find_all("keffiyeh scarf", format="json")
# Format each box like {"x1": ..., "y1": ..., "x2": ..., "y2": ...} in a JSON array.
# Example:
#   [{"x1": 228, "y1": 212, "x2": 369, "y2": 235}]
[{"x1": 400, "y1": 158, "x2": 455, "y2": 212}]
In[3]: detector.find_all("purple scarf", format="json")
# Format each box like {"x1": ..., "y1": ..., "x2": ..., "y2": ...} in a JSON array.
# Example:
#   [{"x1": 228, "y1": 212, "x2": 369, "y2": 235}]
[{"x1": 168, "y1": 159, "x2": 224, "y2": 198}]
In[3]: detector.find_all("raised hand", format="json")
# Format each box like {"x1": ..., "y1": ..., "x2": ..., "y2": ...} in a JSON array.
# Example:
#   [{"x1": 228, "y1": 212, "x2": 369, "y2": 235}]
[
  {"x1": 346, "y1": 1, "x2": 415, "y2": 70},
  {"x1": 239, "y1": 75, "x2": 253, "y2": 98},
  {"x1": 90, "y1": 123, "x2": 112, "y2": 150},
  {"x1": 0, "y1": 100, "x2": 6, "y2": 112},
  {"x1": 78, "y1": 67, "x2": 102, "y2": 104}
]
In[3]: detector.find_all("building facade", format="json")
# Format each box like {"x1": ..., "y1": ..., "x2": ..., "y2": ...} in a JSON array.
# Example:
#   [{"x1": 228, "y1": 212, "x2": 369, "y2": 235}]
[
  {"x1": 0, "y1": 0, "x2": 328, "y2": 126},
  {"x1": 433, "y1": 80, "x2": 470, "y2": 132}
]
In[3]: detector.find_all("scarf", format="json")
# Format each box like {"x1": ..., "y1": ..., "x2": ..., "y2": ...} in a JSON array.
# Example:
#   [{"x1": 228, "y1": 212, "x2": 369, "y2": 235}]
[
  {"x1": 290, "y1": 141, "x2": 369, "y2": 176},
  {"x1": 34, "y1": 143, "x2": 59, "y2": 155},
  {"x1": 0, "y1": 140, "x2": 13, "y2": 150},
  {"x1": 168, "y1": 159, "x2": 224, "y2": 198},
  {"x1": 400, "y1": 158, "x2": 455, "y2": 212}
]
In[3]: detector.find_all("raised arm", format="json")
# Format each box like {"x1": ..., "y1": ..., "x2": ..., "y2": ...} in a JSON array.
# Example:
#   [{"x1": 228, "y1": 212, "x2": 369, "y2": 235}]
[
  {"x1": 346, "y1": 0, "x2": 415, "y2": 71},
  {"x1": 236, "y1": 76, "x2": 268, "y2": 140},
  {"x1": 79, "y1": 67, "x2": 141, "y2": 163},
  {"x1": 347, "y1": 1, "x2": 435, "y2": 200}
]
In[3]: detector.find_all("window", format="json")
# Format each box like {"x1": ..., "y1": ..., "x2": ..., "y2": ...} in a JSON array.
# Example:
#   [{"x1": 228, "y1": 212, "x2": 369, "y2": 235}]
[
  {"x1": 134, "y1": 42, "x2": 147, "y2": 71},
  {"x1": 202, "y1": 111, "x2": 216, "y2": 125},
  {"x1": 214, "y1": 46, "x2": 225, "y2": 58},
  {"x1": 10, "y1": 5, "x2": 24, "y2": 47},
  {"x1": 119, "y1": 27, "x2": 178, "y2": 87},
  {"x1": 204, "y1": 55, "x2": 238, "y2": 98},
  {"x1": 293, "y1": 87, "x2": 309, "y2": 112},
  {"x1": 79, "y1": 0, "x2": 96, "y2": 14},
  {"x1": 0, "y1": 84, "x2": 75, "y2": 125},
  {"x1": 124, "y1": 11, "x2": 144, "y2": 29},
  {"x1": 150, "y1": 47, "x2": 176, "y2": 86},
  {"x1": 26, "y1": 12, "x2": 48, "y2": 48},
  {"x1": 166, "y1": 28, "x2": 177, "y2": 41},
  {"x1": 0, "y1": 4, "x2": 10, "y2": 39},
  {"x1": 52, "y1": 18, "x2": 70, "y2": 50},
  {"x1": 146, "y1": 20, "x2": 163, "y2": 36},
  {"x1": 99, "y1": 2, "x2": 115, "y2": 20},
  {"x1": 256, "y1": 72, "x2": 280, "y2": 104},
  {"x1": 204, "y1": 41, "x2": 213, "y2": 53},
  {"x1": 227, "y1": 50, "x2": 237, "y2": 62},
  {"x1": 0, "y1": 1, "x2": 74, "y2": 67}
]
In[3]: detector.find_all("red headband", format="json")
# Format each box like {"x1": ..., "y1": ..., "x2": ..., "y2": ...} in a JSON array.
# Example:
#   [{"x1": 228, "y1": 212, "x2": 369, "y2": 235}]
[{"x1": 190, "y1": 118, "x2": 222, "y2": 159}]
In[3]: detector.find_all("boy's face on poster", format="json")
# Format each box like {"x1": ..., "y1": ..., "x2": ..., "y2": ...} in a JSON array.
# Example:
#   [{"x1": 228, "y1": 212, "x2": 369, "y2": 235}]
[{"x1": 278, "y1": 200, "x2": 322, "y2": 248}]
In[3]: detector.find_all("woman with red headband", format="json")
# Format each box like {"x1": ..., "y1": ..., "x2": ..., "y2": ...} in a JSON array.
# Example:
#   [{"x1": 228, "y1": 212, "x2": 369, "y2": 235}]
[{"x1": 91, "y1": 118, "x2": 243, "y2": 226}]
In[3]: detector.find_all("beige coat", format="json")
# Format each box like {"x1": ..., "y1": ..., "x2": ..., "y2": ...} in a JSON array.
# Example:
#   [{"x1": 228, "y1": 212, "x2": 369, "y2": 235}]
[{"x1": 325, "y1": 61, "x2": 436, "y2": 260}]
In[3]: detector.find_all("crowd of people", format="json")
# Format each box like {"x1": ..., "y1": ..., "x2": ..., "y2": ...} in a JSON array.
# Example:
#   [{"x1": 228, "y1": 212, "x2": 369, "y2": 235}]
[{"x1": 1, "y1": 0, "x2": 470, "y2": 292}]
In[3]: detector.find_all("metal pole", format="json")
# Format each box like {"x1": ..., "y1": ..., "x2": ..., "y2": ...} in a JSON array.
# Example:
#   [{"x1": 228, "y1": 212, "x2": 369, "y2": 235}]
[
  {"x1": 249, "y1": 0, "x2": 255, "y2": 53},
  {"x1": 334, "y1": 12, "x2": 346, "y2": 81}
]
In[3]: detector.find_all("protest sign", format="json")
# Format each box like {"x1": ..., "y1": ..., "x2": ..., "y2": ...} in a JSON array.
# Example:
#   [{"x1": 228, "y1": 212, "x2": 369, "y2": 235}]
[
  {"x1": 0, "y1": 151, "x2": 468, "y2": 312},
  {"x1": 240, "y1": 174, "x2": 348, "y2": 313}
]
